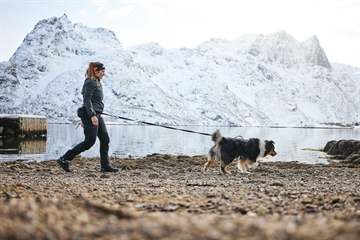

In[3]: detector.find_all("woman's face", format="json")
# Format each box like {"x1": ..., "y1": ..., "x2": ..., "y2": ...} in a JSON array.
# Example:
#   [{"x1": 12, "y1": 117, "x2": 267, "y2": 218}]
[{"x1": 95, "y1": 70, "x2": 105, "y2": 79}]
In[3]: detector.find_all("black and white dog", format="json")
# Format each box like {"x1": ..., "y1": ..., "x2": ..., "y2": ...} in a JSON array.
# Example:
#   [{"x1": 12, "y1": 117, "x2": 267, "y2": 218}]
[{"x1": 204, "y1": 130, "x2": 277, "y2": 174}]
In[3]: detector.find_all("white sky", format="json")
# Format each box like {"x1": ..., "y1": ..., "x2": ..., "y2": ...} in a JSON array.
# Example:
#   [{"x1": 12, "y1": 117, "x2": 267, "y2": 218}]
[{"x1": 0, "y1": 0, "x2": 359, "y2": 67}]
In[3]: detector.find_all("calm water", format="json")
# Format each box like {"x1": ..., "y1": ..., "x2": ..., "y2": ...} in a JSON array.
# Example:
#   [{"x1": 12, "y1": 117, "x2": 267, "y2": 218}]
[{"x1": 1, "y1": 124, "x2": 359, "y2": 164}]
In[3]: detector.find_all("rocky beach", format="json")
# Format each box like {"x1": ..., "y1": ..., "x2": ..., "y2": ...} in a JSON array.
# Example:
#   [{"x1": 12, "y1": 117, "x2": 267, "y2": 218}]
[{"x1": 1, "y1": 140, "x2": 360, "y2": 240}]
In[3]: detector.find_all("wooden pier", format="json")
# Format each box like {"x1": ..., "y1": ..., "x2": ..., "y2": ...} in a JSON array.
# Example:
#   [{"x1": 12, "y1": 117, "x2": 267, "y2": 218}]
[{"x1": 0, "y1": 114, "x2": 47, "y2": 138}]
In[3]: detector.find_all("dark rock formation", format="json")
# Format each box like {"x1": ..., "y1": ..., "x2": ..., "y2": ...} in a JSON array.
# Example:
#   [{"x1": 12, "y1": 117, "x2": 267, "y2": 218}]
[{"x1": 324, "y1": 139, "x2": 360, "y2": 163}]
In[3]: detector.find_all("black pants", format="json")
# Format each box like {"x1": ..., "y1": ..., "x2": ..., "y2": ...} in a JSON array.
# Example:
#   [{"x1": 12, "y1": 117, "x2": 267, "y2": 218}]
[{"x1": 62, "y1": 114, "x2": 110, "y2": 163}]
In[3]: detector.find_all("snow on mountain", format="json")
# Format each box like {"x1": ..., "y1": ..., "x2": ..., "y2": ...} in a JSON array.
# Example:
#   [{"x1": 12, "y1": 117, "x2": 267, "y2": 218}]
[
  {"x1": 0, "y1": 15, "x2": 359, "y2": 127},
  {"x1": 331, "y1": 62, "x2": 360, "y2": 89}
]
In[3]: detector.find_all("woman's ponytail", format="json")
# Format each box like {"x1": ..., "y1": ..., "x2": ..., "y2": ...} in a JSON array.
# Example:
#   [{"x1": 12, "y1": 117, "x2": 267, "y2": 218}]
[{"x1": 85, "y1": 62, "x2": 103, "y2": 81}]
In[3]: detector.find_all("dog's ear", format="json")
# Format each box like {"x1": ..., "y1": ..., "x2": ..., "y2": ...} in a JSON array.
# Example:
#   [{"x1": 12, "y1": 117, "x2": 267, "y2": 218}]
[
  {"x1": 222, "y1": 137, "x2": 228, "y2": 143},
  {"x1": 266, "y1": 140, "x2": 275, "y2": 145}
]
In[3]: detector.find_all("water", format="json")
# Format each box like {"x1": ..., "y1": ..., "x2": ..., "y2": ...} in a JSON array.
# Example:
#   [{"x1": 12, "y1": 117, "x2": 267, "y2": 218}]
[{"x1": 0, "y1": 124, "x2": 359, "y2": 164}]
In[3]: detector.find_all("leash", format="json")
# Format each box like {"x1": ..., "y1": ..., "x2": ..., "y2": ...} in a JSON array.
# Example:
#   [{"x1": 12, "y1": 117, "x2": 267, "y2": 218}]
[{"x1": 102, "y1": 112, "x2": 212, "y2": 136}]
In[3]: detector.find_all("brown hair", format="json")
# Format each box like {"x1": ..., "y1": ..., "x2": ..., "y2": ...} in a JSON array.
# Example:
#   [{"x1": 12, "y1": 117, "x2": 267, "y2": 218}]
[{"x1": 85, "y1": 62, "x2": 104, "y2": 81}]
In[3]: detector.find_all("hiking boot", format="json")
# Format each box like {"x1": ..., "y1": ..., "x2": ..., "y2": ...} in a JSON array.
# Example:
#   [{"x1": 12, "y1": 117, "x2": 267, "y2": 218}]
[
  {"x1": 100, "y1": 165, "x2": 119, "y2": 172},
  {"x1": 100, "y1": 158, "x2": 119, "y2": 172},
  {"x1": 57, "y1": 157, "x2": 71, "y2": 172}
]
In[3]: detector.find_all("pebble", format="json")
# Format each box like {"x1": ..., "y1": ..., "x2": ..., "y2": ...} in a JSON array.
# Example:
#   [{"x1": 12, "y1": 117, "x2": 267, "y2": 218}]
[
  {"x1": 148, "y1": 172, "x2": 160, "y2": 179},
  {"x1": 86, "y1": 173, "x2": 98, "y2": 178}
]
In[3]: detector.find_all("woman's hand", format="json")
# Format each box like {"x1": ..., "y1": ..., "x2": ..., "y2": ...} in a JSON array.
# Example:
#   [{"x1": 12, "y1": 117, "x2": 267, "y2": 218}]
[{"x1": 91, "y1": 116, "x2": 99, "y2": 126}]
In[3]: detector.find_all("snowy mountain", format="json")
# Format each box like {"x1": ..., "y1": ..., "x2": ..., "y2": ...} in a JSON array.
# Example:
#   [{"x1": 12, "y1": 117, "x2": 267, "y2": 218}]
[
  {"x1": 0, "y1": 14, "x2": 359, "y2": 127},
  {"x1": 331, "y1": 63, "x2": 360, "y2": 89}
]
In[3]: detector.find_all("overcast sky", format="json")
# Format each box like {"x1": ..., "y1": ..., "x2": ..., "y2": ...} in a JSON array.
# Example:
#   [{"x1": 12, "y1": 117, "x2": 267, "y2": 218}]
[{"x1": 1, "y1": 0, "x2": 359, "y2": 67}]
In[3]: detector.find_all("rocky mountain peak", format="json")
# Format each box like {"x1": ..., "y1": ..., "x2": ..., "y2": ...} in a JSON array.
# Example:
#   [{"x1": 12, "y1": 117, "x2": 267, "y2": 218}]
[
  {"x1": 11, "y1": 15, "x2": 123, "y2": 63},
  {"x1": 302, "y1": 35, "x2": 331, "y2": 69},
  {"x1": 272, "y1": 30, "x2": 297, "y2": 41}
]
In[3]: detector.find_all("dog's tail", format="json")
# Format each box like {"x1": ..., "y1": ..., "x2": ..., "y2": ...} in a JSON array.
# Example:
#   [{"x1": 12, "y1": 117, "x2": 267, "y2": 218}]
[{"x1": 211, "y1": 129, "x2": 222, "y2": 145}]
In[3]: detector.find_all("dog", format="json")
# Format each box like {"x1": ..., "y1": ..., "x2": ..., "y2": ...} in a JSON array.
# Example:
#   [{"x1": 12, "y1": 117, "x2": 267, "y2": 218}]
[{"x1": 204, "y1": 130, "x2": 277, "y2": 174}]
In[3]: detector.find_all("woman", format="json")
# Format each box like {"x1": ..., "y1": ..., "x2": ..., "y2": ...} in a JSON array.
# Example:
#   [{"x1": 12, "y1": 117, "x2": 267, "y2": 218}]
[{"x1": 57, "y1": 62, "x2": 118, "y2": 173}]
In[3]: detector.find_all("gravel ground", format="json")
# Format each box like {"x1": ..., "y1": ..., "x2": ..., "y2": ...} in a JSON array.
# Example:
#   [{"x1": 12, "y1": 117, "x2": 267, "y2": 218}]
[{"x1": 1, "y1": 154, "x2": 360, "y2": 240}]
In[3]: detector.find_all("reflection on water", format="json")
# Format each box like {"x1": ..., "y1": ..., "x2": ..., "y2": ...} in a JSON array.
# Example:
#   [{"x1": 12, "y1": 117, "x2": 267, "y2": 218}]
[
  {"x1": 0, "y1": 124, "x2": 359, "y2": 164},
  {"x1": 0, "y1": 137, "x2": 46, "y2": 155}
]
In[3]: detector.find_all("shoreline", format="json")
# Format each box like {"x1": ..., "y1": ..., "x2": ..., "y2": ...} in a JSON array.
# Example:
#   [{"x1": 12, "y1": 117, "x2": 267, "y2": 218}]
[
  {"x1": 46, "y1": 122, "x2": 358, "y2": 129},
  {"x1": 1, "y1": 154, "x2": 360, "y2": 239}
]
